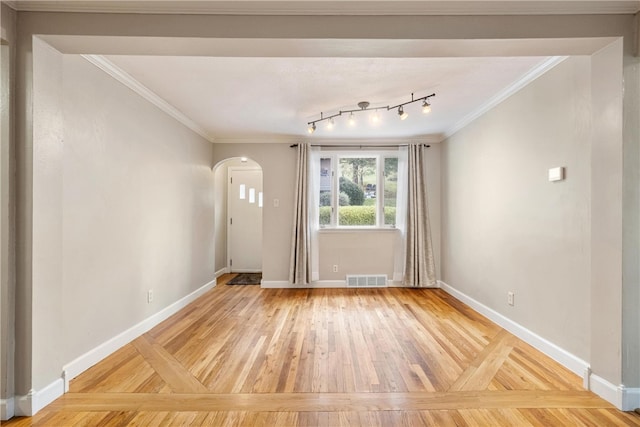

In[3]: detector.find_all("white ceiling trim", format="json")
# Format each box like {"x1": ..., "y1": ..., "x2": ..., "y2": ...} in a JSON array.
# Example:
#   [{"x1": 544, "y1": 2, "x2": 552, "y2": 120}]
[
  {"x1": 442, "y1": 56, "x2": 568, "y2": 141},
  {"x1": 10, "y1": 1, "x2": 640, "y2": 15},
  {"x1": 81, "y1": 54, "x2": 215, "y2": 143},
  {"x1": 214, "y1": 135, "x2": 444, "y2": 144}
]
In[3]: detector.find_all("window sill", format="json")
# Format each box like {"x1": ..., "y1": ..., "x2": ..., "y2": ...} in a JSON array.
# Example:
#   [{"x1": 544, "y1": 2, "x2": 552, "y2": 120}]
[{"x1": 318, "y1": 227, "x2": 399, "y2": 233}]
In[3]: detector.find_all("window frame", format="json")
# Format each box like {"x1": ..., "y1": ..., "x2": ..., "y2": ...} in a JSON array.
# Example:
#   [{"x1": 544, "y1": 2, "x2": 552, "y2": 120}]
[{"x1": 318, "y1": 150, "x2": 399, "y2": 230}]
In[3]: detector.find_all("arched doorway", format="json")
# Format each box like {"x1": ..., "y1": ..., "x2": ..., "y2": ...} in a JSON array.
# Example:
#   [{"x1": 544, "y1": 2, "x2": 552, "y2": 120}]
[{"x1": 213, "y1": 158, "x2": 263, "y2": 275}]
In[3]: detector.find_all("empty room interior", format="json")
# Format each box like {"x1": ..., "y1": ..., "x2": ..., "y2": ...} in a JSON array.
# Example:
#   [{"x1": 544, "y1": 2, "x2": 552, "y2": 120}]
[{"x1": 1, "y1": 0, "x2": 640, "y2": 425}]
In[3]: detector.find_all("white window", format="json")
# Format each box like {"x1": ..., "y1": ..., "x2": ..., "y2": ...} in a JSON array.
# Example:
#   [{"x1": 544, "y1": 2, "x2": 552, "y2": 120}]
[{"x1": 316, "y1": 152, "x2": 401, "y2": 228}]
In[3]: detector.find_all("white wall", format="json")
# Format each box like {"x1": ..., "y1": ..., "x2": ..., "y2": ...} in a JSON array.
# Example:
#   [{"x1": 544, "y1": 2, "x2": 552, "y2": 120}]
[
  {"x1": 31, "y1": 42, "x2": 215, "y2": 392},
  {"x1": 441, "y1": 56, "x2": 592, "y2": 360}
]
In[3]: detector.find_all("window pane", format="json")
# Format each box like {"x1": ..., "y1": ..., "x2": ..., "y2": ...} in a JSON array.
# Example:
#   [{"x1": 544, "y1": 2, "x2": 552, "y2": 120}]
[
  {"x1": 338, "y1": 157, "x2": 376, "y2": 226},
  {"x1": 319, "y1": 157, "x2": 332, "y2": 227},
  {"x1": 384, "y1": 157, "x2": 398, "y2": 226}
]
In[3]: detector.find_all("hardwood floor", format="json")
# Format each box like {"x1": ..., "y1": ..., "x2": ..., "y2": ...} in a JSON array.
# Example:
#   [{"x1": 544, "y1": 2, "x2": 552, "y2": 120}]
[{"x1": 5, "y1": 274, "x2": 640, "y2": 426}]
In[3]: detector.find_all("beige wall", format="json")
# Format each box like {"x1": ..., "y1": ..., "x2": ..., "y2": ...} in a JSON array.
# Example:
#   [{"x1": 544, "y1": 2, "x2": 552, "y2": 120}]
[
  {"x1": 30, "y1": 42, "x2": 216, "y2": 391},
  {"x1": 0, "y1": 0, "x2": 16, "y2": 405},
  {"x1": 318, "y1": 230, "x2": 397, "y2": 280},
  {"x1": 32, "y1": 37, "x2": 65, "y2": 393},
  {"x1": 622, "y1": 43, "x2": 640, "y2": 388},
  {"x1": 212, "y1": 144, "x2": 296, "y2": 282},
  {"x1": 589, "y1": 40, "x2": 624, "y2": 387},
  {"x1": 213, "y1": 161, "x2": 227, "y2": 272},
  {"x1": 442, "y1": 56, "x2": 592, "y2": 360},
  {"x1": 213, "y1": 144, "x2": 440, "y2": 284}
]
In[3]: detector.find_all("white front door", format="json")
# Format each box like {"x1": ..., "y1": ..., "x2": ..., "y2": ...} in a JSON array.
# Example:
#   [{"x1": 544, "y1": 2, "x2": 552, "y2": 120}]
[{"x1": 228, "y1": 167, "x2": 263, "y2": 272}]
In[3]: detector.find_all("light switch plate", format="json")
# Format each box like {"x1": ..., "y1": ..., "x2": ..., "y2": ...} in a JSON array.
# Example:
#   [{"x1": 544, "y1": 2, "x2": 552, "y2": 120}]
[{"x1": 548, "y1": 166, "x2": 564, "y2": 182}]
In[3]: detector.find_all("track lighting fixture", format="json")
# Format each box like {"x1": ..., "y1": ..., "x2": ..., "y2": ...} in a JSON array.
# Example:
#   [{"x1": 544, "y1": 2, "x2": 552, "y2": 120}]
[
  {"x1": 327, "y1": 117, "x2": 335, "y2": 129},
  {"x1": 398, "y1": 106, "x2": 408, "y2": 120},
  {"x1": 306, "y1": 92, "x2": 435, "y2": 132},
  {"x1": 307, "y1": 122, "x2": 316, "y2": 134},
  {"x1": 422, "y1": 99, "x2": 432, "y2": 114}
]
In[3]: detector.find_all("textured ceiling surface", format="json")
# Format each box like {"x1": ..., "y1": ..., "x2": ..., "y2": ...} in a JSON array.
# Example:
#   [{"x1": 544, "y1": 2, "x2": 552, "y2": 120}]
[{"x1": 104, "y1": 55, "x2": 551, "y2": 141}]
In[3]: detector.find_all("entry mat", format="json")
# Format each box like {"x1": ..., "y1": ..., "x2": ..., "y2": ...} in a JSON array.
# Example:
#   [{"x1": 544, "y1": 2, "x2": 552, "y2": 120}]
[{"x1": 227, "y1": 273, "x2": 262, "y2": 285}]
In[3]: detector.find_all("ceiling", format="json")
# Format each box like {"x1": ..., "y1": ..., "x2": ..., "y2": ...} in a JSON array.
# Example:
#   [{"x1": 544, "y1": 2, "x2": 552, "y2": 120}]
[
  {"x1": 102, "y1": 54, "x2": 554, "y2": 142},
  {"x1": 14, "y1": 0, "x2": 638, "y2": 143}
]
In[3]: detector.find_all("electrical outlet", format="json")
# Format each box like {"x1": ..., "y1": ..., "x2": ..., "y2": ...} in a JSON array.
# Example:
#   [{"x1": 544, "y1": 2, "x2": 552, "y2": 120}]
[
  {"x1": 332, "y1": 264, "x2": 339, "y2": 273},
  {"x1": 147, "y1": 290, "x2": 154, "y2": 303},
  {"x1": 507, "y1": 291, "x2": 514, "y2": 306}
]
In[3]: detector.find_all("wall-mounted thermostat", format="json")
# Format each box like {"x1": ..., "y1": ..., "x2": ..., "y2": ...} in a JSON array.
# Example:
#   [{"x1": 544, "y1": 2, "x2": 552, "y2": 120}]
[{"x1": 548, "y1": 167, "x2": 565, "y2": 182}]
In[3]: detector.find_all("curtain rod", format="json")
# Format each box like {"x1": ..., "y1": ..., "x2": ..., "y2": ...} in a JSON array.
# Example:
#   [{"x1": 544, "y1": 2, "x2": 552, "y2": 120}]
[{"x1": 289, "y1": 144, "x2": 430, "y2": 149}]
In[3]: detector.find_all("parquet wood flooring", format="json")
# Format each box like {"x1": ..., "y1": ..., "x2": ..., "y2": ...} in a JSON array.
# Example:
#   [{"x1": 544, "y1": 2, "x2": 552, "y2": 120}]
[{"x1": 5, "y1": 274, "x2": 640, "y2": 426}]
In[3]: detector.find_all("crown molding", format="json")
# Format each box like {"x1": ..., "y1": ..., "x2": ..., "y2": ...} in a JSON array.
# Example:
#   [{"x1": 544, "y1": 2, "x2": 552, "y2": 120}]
[
  {"x1": 306, "y1": 135, "x2": 443, "y2": 145},
  {"x1": 10, "y1": 1, "x2": 640, "y2": 16},
  {"x1": 2, "y1": 1, "x2": 18, "y2": 10},
  {"x1": 442, "y1": 56, "x2": 567, "y2": 141},
  {"x1": 214, "y1": 135, "x2": 442, "y2": 144},
  {"x1": 214, "y1": 137, "x2": 300, "y2": 144},
  {"x1": 81, "y1": 55, "x2": 215, "y2": 143}
]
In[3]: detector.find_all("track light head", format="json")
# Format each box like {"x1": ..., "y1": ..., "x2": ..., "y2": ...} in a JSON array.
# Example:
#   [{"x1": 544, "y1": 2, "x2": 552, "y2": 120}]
[
  {"x1": 398, "y1": 106, "x2": 408, "y2": 120},
  {"x1": 348, "y1": 112, "x2": 356, "y2": 126},
  {"x1": 327, "y1": 117, "x2": 334, "y2": 130},
  {"x1": 371, "y1": 109, "x2": 380, "y2": 124},
  {"x1": 422, "y1": 100, "x2": 432, "y2": 114},
  {"x1": 307, "y1": 123, "x2": 316, "y2": 134}
]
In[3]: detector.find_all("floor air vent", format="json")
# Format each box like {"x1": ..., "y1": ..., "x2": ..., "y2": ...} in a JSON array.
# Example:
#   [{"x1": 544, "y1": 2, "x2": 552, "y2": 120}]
[{"x1": 346, "y1": 275, "x2": 388, "y2": 288}]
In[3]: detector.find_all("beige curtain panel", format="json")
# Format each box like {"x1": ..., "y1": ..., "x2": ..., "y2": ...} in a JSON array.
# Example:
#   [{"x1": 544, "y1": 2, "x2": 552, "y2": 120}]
[
  {"x1": 404, "y1": 144, "x2": 437, "y2": 287},
  {"x1": 289, "y1": 143, "x2": 311, "y2": 284}
]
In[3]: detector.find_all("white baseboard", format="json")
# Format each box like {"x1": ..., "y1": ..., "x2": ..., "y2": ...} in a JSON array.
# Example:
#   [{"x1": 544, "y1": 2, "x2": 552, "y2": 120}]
[
  {"x1": 261, "y1": 280, "x2": 347, "y2": 288},
  {"x1": 388, "y1": 281, "x2": 438, "y2": 288},
  {"x1": 261, "y1": 280, "x2": 398, "y2": 289},
  {"x1": 587, "y1": 374, "x2": 640, "y2": 410},
  {"x1": 310, "y1": 280, "x2": 348, "y2": 288},
  {"x1": 9, "y1": 279, "x2": 218, "y2": 418},
  {"x1": 438, "y1": 280, "x2": 640, "y2": 411},
  {"x1": 15, "y1": 392, "x2": 31, "y2": 418},
  {"x1": 13, "y1": 379, "x2": 65, "y2": 417},
  {"x1": 387, "y1": 280, "x2": 405, "y2": 287},
  {"x1": 589, "y1": 374, "x2": 619, "y2": 409},
  {"x1": 62, "y1": 278, "x2": 217, "y2": 392},
  {"x1": 1, "y1": 397, "x2": 14, "y2": 420},
  {"x1": 260, "y1": 280, "x2": 291, "y2": 288},
  {"x1": 621, "y1": 386, "x2": 640, "y2": 411},
  {"x1": 215, "y1": 267, "x2": 228, "y2": 278},
  {"x1": 438, "y1": 280, "x2": 589, "y2": 378}
]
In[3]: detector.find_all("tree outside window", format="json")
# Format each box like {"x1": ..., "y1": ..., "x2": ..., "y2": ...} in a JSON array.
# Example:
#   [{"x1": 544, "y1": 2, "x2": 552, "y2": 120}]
[{"x1": 318, "y1": 153, "x2": 399, "y2": 228}]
